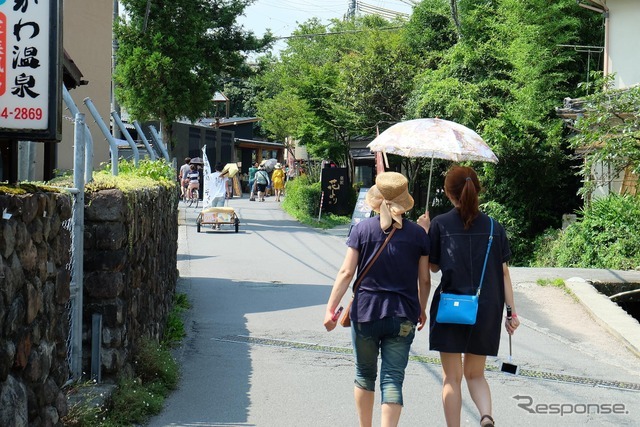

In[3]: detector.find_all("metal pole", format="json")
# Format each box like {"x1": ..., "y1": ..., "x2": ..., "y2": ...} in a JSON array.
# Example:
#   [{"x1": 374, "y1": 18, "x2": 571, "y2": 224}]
[
  {"x1": 91, "y1": 313, "x2": 102, "y2": 383},
  {"x1": 63, "y1": 85, "x2": 94, "y2": 183},
  {"x1": 133, "y1": 120, "x2": 157, "y2": 160},
  {"x1": 148, "y1": 125, "x2": 170, "y2": 161},
  {"x1": 83, "y1": 97, "x2": 119, "y2": 176},
  {"x1": 111, "y1": 0, "x2": 122, "y2": 140},
  {"x1": 71, "y1": 112, "x2": 86, "y2": 379},
  {"x1": 111, "y1": 111, "x2": 140, "y2": 166},
  {"x1": 426, "y1": 155, "x2": 434, "y2": 213},
  {"x1": 17, "y1": 141, "x2": 30, "y2": 181}
]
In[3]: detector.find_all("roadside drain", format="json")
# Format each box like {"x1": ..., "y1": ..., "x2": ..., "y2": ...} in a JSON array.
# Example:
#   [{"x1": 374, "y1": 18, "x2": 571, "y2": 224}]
[{"x1": 213, "y1": 335, "x2": 640, "y2": 392}]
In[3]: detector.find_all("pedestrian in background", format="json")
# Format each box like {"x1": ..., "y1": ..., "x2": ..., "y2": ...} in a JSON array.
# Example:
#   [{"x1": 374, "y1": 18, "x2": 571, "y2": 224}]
[
  {"x1": 420, "y1": 165, "x2": 520, "y2": 427},
  {"x1": 324, "y1": 172, "x2": 431, "y2": 427},
  {"x1": 179, "y1": 157, "x2": 191, "y2": 200},
  {"x1": 254, "y1": 165, "x2": 270, "y2": 202},
  {"x1": 186, "y1": 164, "x2": 199, "y2": 200},
  {"x1": 272, "y1": 163, "x2": 285, "y2": 202},
  {"x1": 248, "y1": 162, "x2": 258, "y2": 201},
  {"x1": 208, "y1": 162, "x2": 228, "y2": 208}
]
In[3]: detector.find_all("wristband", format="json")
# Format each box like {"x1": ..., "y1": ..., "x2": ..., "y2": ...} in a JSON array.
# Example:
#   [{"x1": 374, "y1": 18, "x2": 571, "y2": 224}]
[{"x1": 511, "y1": 314, "x2": 518, "y2": 318}]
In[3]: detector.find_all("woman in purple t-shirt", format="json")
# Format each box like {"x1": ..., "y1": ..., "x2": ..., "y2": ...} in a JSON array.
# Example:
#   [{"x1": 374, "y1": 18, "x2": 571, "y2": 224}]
[{"x1": 324, "y1": 172, "x2": 431, "y2": 427}]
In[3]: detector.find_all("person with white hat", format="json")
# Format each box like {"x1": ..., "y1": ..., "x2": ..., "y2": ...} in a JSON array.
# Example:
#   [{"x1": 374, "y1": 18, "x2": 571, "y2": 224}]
[{"x1": 324, "y1": 171, "x2": 431, "y2": 427}]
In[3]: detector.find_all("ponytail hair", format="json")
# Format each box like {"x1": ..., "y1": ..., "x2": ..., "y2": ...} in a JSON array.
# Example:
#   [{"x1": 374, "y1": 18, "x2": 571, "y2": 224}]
[{"x1": 444, "y1": 166, "x2": 480, "y2": 230}]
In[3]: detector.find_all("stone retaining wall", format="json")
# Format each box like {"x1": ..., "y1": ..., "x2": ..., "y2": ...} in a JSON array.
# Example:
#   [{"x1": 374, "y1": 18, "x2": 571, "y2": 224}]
[
  {"x1": 83, "y1": 187, "x2": 178, "y2": 377},
  {"x1": 0, "y1": 192, "x2": 73, "y2": 427},
  {"x1": 0, "y1": 185, "x2": 178, "y2": 426}
]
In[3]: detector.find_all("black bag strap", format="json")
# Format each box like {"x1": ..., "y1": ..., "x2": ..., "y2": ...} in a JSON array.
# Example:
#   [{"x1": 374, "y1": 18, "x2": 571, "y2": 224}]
[{"x1": 352, "y1": 227, "x2": 397, "y2": 295}]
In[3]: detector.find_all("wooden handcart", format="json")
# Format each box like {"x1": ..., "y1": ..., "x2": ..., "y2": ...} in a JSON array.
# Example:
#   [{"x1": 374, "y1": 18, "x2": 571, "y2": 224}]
[{"x1": 196, "y1": 207, "x2": 240, "y2": 233}]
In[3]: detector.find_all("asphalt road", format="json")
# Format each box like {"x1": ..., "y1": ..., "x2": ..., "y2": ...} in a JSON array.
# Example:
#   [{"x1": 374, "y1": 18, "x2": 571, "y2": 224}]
[{"x1": 147, "y1": 196, "x2": 640, "y2": 427}]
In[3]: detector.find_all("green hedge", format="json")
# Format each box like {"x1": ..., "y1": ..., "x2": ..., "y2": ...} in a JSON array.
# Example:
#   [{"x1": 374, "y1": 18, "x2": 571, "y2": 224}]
[
  {"x1": 282, "y1": 176, "x2": 322, "y2": 217},
  {"x1": 532, "y1": 194, "x2": 640, "y2": 269},
  {"x1": 281, "y1": 176, "x2": 355, "y2": 228}
]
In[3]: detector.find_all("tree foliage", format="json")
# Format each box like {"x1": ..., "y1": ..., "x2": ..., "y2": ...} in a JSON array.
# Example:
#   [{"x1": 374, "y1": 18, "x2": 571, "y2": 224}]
[
  {"x1": 114, "y1": 0, "x2": 273, "y2": 149},
  {"x1": 249, "y1": 0, "x2": 603, "y2": 263},
  {"x1": 255, "y1": 16, "x2": 419, "y2": 168},
  {"x1": 570, "y1": 83, "x2": 640, "y2": 196},
  {"x1": 402, "y1": 0, "x2": 602, "y2": 262}
]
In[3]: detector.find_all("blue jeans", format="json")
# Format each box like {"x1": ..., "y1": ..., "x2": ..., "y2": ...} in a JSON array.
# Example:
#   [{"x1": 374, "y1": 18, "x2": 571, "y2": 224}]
[
  {"x1": 351, "y1": 317, "x2": 416, "y2": 406},
  {"x1": 210, "y1": 196, "x2": 225, "y2": 207}
]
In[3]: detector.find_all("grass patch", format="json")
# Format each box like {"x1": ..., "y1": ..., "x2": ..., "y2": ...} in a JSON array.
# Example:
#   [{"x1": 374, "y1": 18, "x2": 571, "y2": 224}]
[
  {"x1": 0, "y1": 181, "x2": 65, "y2": 195},
  {"x1": 536, "y1": 278, "x2": 566, "y2": 288},
  {"x1": 288, "y1": 210, "x2": 352, "y2": 230},
  {"x1": 61, "y1": 381, "x2": 110, "y2": 426},
  {"x1": 162, "y1": 293, "x2": 191, "y2": 348},
  {"x1": 61, "y1": 293, "x2": 189, "y2": 426},
  {"x1": 536, "y1": 278, "x2": 577, "y2": 300}
]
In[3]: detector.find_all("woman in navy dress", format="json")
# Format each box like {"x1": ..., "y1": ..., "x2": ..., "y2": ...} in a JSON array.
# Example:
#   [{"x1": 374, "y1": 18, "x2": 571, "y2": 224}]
[{"x1": 422, "y1": 166, "x2": 520, "y2": 427}]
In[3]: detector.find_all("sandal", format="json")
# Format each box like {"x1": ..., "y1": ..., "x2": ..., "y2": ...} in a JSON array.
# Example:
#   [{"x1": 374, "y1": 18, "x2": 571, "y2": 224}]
[{"x1": 480, "y1": 415, "x2": 495, "y2": 426}]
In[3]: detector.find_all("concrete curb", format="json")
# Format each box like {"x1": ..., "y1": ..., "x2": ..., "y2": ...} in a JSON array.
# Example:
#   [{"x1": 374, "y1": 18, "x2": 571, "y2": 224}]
[{"x1": 565, "y1": 277, "x2": 640, "y2": 359}]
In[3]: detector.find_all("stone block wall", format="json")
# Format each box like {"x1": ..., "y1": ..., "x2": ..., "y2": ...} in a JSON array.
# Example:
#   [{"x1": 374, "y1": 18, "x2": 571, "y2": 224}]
[
  {"x1": 0, "y1": 185, "x2": 178, "y2": 426},
  {"x1": 0, "y1": 192, "x2": 73, "y2": 427},
  {"x1": 83, "y1": 187, "x2": 178, "y2": 377}
]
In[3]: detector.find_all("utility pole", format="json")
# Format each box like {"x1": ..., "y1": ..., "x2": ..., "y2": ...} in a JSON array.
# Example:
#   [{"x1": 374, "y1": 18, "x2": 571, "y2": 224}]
[
  {"x1": 347, "y1": 0, "x2": 357, "y2": 19},
  {"x1": 112, "y1": 0, "x2": 122, "y2": 139}
]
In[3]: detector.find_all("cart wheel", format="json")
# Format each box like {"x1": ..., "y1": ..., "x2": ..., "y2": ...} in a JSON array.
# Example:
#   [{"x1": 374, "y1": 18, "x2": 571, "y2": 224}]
[
  {"x1": 197, "y1": 222, "x2": 201, "y2": 233},
  {"x1": 234, "y1": 218, "x2": 239, "y2": 233}
]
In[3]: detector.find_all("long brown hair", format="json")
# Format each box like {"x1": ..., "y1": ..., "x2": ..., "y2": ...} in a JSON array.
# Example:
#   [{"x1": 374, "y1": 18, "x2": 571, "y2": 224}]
[{"x1": 444, "y1": 166, "x2": 480, "y2": 230}]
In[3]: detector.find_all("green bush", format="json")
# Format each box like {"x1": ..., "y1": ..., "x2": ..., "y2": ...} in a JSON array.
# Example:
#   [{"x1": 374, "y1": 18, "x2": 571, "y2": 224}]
[
  {"x1": 282, "y1": 176, "x2": 322, "y2": 217},
  {"x1": 532, "y1": 194, "x2": 640, "y2": 269},
  {"x1": 281, "y1": 176, "x2": 353, "y2": 228},
  {"x1": 109, "y1": 158, "x2": 176, "y2": 184},
  {"x1": 48, "y1": 158, "x2": 177, "y2": 193}
]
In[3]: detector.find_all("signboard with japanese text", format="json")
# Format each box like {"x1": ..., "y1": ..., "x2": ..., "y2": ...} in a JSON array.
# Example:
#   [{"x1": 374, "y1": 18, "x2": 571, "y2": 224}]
[
  {"x1": 349, "y1": 187, "x2": 373, "y2": 234},
  {"x1": 0, "y1": 0, "x2": 62, "y2": 141},
  {"x1": 320, "y1": 167, "x2": 350, "y2": 215}
]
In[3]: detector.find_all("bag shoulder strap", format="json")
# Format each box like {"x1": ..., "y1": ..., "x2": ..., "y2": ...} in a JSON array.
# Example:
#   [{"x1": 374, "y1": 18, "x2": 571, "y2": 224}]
[
  {"x1": 476, "y1": 217, "x2": 494, "y2": 296},
  {"x1": 352, "y1": 227, "x2": 396, "y2": 295}
]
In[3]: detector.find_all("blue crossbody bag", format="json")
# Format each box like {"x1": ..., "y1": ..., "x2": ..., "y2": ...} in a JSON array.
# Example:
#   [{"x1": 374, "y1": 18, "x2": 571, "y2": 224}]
[{"x1": 436, "y1": 218, "x2": 494, "y2": 325}]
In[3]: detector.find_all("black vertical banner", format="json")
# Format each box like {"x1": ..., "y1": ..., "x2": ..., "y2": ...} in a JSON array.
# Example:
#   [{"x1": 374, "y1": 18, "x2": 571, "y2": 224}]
[{"x1": 321, "y1": 167, "x2": 350, "y2": 215}]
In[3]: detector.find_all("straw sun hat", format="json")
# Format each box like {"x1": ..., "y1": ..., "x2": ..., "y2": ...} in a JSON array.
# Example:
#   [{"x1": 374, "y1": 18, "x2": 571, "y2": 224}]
[{"x1": 366, "y1": 172, "x2": 414, "y2": 230}]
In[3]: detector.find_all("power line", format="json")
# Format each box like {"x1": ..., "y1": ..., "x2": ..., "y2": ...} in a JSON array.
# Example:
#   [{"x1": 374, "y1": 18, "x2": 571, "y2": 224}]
[
  {"x1": 358, "y1": 2, "x2": 409, "y2": 19},
  {"x1": 275, "y1": 25, "x2": 403, "y2": 40}
]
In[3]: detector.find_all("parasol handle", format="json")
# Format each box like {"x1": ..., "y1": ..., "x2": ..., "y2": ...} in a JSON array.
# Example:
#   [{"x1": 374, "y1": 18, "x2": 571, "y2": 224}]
[{"x1": 426, "y1": 156, "x2": 434, "y2": 213}]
